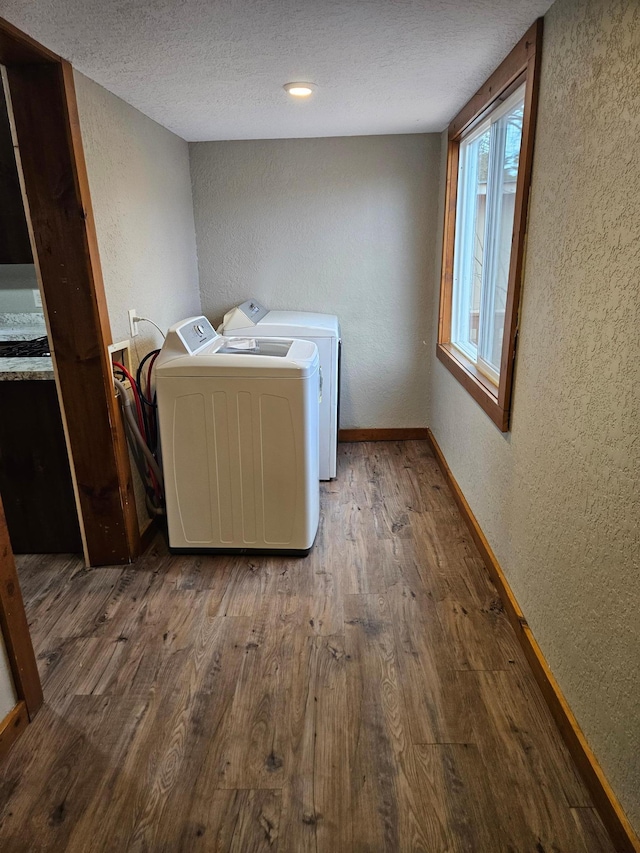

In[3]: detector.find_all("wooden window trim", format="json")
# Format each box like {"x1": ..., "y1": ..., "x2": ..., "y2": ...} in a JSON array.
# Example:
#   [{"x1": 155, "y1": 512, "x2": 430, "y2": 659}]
[{"x1": 437, "y1": 19, "x2": 543, "y2": 432}]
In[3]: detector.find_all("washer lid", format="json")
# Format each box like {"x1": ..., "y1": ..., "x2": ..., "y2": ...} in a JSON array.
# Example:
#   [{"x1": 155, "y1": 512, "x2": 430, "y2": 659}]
[{"x1": 156, "y1": 328, "x2": 319, "y2": 378}]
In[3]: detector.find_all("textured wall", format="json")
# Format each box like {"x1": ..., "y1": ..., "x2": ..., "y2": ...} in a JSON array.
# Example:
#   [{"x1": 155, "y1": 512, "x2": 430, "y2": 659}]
[
  {"x1": 429, "y1": 0, "x2": 640, "y2": 831},
  {"x1": 74, "y1": 71, "x2": 201, "y2": 530},
  {"x1": 191, "y1": 135, "x2": 440, "y2": 429},
  {"x1": 0, "y1": 630, "x2": 17, "y2": 721}
]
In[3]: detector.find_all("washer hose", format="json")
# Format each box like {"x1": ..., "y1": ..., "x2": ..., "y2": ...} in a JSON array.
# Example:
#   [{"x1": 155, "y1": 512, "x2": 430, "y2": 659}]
[{"x1": 113, "y1": 377, "x2": 165, "y2": 495}]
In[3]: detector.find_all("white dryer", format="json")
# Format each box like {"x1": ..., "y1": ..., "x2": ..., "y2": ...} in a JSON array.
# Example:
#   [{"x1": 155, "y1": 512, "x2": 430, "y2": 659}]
[
  {"x1": 156, "y1": 316, "x2": 320, "y2": 555},
  {"x1": 219, "y1": 299, "x2": 340, "y2": 480}
]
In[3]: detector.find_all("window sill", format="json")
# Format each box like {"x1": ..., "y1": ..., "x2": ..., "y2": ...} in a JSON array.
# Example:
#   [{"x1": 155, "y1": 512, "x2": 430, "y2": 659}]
[{"x1": 436, "y1": 342, "x2": 509, "y2": 431}]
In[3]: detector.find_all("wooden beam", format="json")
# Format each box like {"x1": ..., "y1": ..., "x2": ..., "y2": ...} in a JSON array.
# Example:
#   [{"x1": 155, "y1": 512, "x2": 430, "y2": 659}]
[
  {"x1": 4, "y1": 59, "x2": 139, "y2": 566},
  {"x1": 0, "y1": 498, "x2": 42, "y2": 719},
  {"x1": 0, "y1": 16, "x2": 59, "y2": 65},
  {"x1": 339, "y1": 428, "x2": 429, "y2": 442},
  {"x1": 426, "y1": 428, "x2": 640, "y2": 853}
]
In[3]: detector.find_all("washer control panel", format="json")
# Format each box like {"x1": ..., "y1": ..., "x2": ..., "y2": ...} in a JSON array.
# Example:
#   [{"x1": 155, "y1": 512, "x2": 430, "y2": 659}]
[{"x1": 176, "y1": 316, "x2": 218, "y2": 354}]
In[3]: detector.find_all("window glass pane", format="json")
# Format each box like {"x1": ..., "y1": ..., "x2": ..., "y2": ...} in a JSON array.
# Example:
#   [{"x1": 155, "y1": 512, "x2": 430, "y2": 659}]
[
  {"x1": 451, "y1": 126, "x2": 490, "y2": 359},
  {"x1": 478, "y1": 93, "x2": 524, "y2": 373}
]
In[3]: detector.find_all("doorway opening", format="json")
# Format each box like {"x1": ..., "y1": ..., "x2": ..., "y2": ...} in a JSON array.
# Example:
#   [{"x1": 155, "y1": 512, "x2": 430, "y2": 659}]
[
  {"x1": 0, "y1": 71, "x2": 82, "y2": 555},
  {"x1": 0, "y1": 18, "x2": 140, "y2": 567},
  {"x1": 0, "y1": 16, "x2": 142, "y2": 743}
]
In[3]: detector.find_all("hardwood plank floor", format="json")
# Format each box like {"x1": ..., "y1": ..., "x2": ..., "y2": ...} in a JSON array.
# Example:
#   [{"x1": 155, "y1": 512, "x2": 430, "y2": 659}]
[{"x1": 0, "y1": 440, "x2": 615, "y2": 852}]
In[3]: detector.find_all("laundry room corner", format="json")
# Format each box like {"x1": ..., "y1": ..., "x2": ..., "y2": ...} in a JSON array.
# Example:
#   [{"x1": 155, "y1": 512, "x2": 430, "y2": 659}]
[{"x1": 189, "y1": 134, "x2": 442, "y2": 432}]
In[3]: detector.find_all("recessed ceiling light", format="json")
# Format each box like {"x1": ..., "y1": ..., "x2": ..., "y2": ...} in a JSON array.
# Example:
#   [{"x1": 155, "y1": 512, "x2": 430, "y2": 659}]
[{"x1": 284, "y1": 82, "x2": 316, "y2": 97}]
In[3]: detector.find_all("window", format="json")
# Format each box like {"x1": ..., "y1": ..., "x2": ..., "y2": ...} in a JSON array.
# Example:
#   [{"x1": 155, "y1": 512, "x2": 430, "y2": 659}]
[{"x1": 437, "y1": 20, "x2": 542, "y2": 431}]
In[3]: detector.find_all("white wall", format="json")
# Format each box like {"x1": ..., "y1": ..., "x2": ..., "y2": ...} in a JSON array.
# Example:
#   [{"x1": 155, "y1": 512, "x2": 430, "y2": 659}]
[
  {"x1": 74, "y1": 71, "x2": 201, "y2": 530},
  {"x1": 0, "y1": 630, "x2": 17, "y2": 721},
  {"x1": 429, "y1": 0, "x2": 640, "y2": 832},
  {"x1": 190, "y1": 135, "x2": 440, "y2": 429}
]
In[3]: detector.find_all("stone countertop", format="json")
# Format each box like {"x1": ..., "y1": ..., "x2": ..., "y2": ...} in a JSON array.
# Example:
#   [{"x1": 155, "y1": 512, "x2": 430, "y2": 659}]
[
  {"x1": 0, "y1": 317, "x2": 54, "y2": 381},
  {"x1": 0, "y1": 357, "x2": 54, "y2": 381}
]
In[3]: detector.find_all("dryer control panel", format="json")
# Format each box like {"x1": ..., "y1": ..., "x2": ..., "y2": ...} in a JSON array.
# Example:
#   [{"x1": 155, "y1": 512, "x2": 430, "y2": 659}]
[
  {"x1": 222, "y1": 298, "x2": 269, "y2": 331},
  {"x1": 176, "y1": 316, "x2": 218, "y2": 354}
]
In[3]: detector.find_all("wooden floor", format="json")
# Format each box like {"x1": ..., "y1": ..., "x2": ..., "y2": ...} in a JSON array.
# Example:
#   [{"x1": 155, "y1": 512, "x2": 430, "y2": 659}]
[{"x1": 1, "y1": 441, "x2": 614, "y2": 852}]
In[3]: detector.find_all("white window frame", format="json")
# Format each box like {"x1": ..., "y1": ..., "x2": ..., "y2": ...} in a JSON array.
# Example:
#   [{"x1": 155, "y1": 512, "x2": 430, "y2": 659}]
[{"x1": 451, "y1": 84, "x2": 526, "y2": 388}]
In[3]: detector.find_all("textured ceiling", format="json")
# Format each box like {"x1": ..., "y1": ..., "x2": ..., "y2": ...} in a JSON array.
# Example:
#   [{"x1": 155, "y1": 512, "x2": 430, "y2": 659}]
[{"x1": 0, "y1": 0, "x2": 553, "y2": 141}]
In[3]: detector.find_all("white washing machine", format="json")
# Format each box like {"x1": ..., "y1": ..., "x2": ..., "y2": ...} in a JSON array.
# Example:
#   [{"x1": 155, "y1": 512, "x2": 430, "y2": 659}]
[
  {"x1": 156, "y1": 316, "x2": 320, "y2": 555},
  {"x1": 219, "y1": 299, "x2": 340, "y2": 480}
]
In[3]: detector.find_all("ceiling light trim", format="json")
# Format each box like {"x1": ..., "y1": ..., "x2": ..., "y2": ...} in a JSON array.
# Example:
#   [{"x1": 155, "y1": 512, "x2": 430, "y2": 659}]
[{"x1": 283, "y1": 81, "x2": 317, "y2": 97}]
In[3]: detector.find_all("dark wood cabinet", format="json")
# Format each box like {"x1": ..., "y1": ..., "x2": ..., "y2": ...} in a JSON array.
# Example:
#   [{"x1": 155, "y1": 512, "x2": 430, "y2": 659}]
[
  {"x1": 0, "y1": 80, "x2": 32, "y2": 264},
  {"x1": 0, "y1": 380, "x2": 82, "y2": 553}
]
